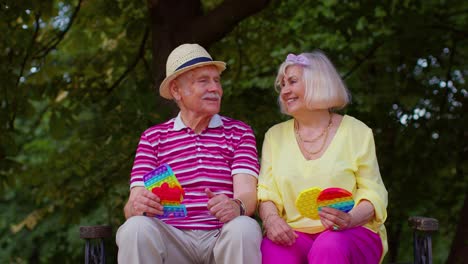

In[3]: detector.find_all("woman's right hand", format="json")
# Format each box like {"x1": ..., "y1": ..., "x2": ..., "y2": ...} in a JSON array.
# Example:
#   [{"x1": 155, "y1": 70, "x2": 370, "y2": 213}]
[{"x1": 264, "y1": 215, "x2": 298, "y2": 246}]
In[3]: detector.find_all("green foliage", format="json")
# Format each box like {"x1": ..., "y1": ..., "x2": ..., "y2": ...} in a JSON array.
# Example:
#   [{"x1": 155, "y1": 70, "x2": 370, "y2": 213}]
[
  {"x1": 1, "y1": 0, "x2": 153, "y2": 262},
  {"x1": 1, "y1": 0, "x2": 466, "y2": 262}
]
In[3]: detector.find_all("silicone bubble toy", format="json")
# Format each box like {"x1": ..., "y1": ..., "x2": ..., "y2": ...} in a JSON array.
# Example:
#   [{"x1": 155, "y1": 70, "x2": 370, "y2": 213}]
[
  {"x1": 317, "y1": 187, "x2": 354, "y2": 213},
  {"x1": 296, "y1": 187, "x2": 354, "y2": 220},
  {"x1": 143, "y1": 164, "x2": 187, "y2": 218},
  {"x1": 295, "y1": 187, "x2": 322, "y2": 219}
]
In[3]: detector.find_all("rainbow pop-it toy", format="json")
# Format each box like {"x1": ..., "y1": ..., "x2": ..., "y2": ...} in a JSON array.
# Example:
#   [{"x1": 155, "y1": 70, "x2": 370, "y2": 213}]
[
  {"x1": 296, "y1": 187, "x2": 354, "y2": 220},
  {"x1": 143, "y1": 164, "x2": 187, "y2": 218}
]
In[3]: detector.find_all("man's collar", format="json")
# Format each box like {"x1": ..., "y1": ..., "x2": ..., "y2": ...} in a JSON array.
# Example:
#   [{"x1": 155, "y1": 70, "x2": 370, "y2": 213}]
[{"x1": 173, "y1": 112, "x2": 223, "y2": 131}]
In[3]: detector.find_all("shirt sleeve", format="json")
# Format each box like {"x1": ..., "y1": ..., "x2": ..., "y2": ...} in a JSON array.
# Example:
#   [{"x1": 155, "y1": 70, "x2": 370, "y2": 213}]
[
  {"x1": 129, "y1": 131, "x2": 158, "y2": 188},
  {"x1": 257, "y1": 130, "x2": 284, "y2": 214},
  {"x1": 231, "y1": 125, "x2": 260, "y2": 178},
  {"x1": 354, "y1": 128, "x2": 388, "y2": 229}
]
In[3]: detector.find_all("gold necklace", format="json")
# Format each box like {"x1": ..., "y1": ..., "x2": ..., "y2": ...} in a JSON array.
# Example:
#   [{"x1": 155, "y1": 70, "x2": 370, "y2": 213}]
[
  {"x1": 294, "y1": 113, "x2": 332, "y2": 143},
  {"x1": 294, "y1": 114, "x2": 333, "y2": 157}
]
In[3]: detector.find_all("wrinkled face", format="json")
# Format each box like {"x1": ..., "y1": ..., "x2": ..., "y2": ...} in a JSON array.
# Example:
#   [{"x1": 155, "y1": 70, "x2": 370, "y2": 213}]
[
  {"x1": 279, "y1": 65, "x2": 306, "y2": 115},
  {"x1": 172, "y1": 66, "x2": 223, "y2": 117}
]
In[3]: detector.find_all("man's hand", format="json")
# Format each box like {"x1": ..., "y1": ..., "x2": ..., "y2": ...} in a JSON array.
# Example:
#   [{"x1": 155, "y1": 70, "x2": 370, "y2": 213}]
[
  {"x1": 124, "y1": 186, "x2": 164, "y2": 219},
  {"x1": 205, "y1": 188, "x2": 239, "y2": 223}
]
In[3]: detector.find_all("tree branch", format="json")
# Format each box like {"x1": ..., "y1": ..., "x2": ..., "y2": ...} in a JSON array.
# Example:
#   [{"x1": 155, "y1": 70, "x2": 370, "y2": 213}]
[
  {"x1": 15, "y1": 13, "x2": 41, "y2": 88},
  {"x1": 10, "y1": 12, "x2": 42, "y2": 130},
  {"x1": 106, "y1": 26, "x2": 150, "y2": 95},
  {"x1": 32, "y1": 0, "x2": 82, "y2": 60},
  {"x1": 184, "y1": 0, "x2": 271, "y2": 46},
  {"x1": 342, "y1": 42, "x2": 383, "y2": 80}
]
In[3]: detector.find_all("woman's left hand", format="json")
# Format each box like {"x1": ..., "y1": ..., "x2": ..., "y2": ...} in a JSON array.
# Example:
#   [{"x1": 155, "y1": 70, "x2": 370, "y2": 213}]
[{"x1": 318, "y1": 207, "x2": 353, "y2": 231}]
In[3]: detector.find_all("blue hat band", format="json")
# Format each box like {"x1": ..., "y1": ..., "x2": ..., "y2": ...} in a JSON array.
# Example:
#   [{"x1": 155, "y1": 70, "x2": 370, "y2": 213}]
[{"x1": 175, "y1": 57, "x2": 213, "y2": 71}]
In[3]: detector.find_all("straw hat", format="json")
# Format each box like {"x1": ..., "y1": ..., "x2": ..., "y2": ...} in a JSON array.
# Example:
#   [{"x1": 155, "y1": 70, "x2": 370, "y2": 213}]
[{"x1": 159, "y1": 43, "x2": 226, "y2": 99}]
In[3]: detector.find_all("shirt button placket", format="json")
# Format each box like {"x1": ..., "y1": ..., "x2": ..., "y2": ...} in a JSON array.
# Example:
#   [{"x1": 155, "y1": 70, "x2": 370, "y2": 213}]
[{"x1": 196, "y1": 136, "x2": 202, "y2": 163}]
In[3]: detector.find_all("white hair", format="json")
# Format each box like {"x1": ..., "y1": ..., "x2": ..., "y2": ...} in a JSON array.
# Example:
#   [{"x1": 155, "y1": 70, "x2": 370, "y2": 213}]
[{"x1": 275, "y1": 50, "x2": 351, "y2": 114}]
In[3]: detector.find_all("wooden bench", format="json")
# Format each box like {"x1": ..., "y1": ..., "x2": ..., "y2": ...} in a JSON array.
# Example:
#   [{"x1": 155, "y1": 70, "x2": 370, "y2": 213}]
[{"x1": 79, "y1": 216, "x2": 438, "y2": 264}]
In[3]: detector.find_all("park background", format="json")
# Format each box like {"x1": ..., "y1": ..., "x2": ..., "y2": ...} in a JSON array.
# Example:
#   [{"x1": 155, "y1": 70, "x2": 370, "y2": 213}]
[{"x1": 0, "y1": 0, "x2": 466, "y2": 263}]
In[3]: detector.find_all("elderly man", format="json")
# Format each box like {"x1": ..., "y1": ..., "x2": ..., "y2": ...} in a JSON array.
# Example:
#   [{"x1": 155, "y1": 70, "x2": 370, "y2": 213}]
[{"x1": 116, "y1": 43, "x2": 262, "y2": 264}]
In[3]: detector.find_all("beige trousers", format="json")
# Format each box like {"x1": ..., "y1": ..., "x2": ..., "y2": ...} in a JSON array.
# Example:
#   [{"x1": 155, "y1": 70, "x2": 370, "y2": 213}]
[{"x1": 116, "y1": 216, "x2": 262, "y2": 264}]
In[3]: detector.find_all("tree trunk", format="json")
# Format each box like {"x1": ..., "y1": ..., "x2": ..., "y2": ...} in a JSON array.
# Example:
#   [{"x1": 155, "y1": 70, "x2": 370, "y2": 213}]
[
  {"x1": 387, "y1": 219, "x2": 403, "y2": 262},
  {"x1": 446, "y1": 191, "x2": 468, "y2": 264},
  {"x1": 147, "y1": 0, "x2": 270, "y2": 97}
]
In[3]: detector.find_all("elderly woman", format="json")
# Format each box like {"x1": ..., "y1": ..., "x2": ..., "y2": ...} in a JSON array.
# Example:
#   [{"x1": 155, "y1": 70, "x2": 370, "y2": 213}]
[{"x1": 258, "y1": 51, "x2": 388, "y2": 264}]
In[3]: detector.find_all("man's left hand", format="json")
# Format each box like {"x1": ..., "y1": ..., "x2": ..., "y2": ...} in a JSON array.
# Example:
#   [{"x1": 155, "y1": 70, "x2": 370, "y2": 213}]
[{"x1": 205, "y1": 188, "x2": 239, "y2": 223}]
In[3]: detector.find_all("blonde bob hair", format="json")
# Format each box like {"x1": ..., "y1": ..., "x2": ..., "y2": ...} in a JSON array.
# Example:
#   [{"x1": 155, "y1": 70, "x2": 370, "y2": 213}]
[{"x1": 275, "y1": 50, "x2": 351, "y2": 113}]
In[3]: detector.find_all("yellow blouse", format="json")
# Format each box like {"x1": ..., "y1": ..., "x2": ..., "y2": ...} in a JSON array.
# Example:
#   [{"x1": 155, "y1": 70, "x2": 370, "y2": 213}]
[{"x1": 258, "y1": 115, "x2": 388, "y2": 255}]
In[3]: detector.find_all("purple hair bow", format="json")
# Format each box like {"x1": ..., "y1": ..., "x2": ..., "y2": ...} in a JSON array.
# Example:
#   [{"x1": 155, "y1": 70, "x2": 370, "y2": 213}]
[{"x1": 285, "y1": 53, "x2": 310, "y2": 66}]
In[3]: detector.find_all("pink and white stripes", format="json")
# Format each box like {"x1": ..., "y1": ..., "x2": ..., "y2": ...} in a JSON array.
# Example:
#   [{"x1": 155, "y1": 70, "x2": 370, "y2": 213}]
[{"x1": 129, "y1": 114, "x2": 259, "y2": 230}]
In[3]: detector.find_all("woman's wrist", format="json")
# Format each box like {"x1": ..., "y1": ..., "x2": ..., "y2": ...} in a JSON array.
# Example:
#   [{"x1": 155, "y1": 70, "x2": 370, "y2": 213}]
[{"x1": 262, "y1": 213, "x2": 279, "y2": 226}]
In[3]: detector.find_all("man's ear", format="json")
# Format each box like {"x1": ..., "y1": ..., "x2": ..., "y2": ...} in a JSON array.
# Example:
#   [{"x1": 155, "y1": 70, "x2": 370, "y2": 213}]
[{"x1": 169, "y1": 80, "x2": 181, "y2": 100}]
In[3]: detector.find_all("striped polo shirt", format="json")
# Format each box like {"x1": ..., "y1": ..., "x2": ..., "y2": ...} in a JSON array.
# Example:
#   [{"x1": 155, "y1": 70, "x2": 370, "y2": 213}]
[{"x1": 130, "y1": 113, "x2": 260, "y2": 230}]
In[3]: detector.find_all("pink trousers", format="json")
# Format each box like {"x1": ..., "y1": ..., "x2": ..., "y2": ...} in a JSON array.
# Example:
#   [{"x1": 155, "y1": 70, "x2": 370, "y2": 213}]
[{"x1": 261, "y1": 227, "x2": 383, "y2": 264}]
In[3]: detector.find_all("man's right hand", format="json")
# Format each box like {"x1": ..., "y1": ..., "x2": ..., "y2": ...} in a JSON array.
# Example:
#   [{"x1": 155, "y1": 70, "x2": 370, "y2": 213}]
[{"x1": 124, "y1": 186, "x2": 164, "y2": 219}]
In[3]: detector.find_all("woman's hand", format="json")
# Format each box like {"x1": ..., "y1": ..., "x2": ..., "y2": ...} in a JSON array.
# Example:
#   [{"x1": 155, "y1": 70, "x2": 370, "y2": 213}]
[
  {"x1": 319, "y1": 200, "x2": 376, "y2": 231},
  {"x1": 263, "y1": 215, "x2": 298, "y2": 246},
  {"x1": 318, "y1": 207, "x2": 352, "y2": 231}
]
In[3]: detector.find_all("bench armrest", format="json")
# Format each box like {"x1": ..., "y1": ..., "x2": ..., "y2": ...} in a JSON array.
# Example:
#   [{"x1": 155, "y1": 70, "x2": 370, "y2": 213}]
[{"x1": 408, "y1": 216, "x2": 439, "y2": 264}]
